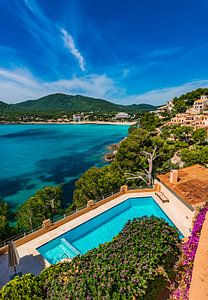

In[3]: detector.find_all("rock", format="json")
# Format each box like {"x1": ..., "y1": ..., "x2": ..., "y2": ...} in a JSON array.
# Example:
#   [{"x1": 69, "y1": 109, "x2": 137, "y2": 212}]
[{"x1": 104, "y1": 153, "x2": 115, "y2": 162}]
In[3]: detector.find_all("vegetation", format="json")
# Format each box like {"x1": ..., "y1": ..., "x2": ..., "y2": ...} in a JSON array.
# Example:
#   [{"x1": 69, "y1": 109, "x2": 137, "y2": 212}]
[
  {"x1": 16, "y1": 186, "x2": 63, "y2": 231},
  {"x1": 139, "y1": 112, "x2": 162, "y2": 131},
  {"x1": 173, "y1": 88, "x2": 208, "y2": 114},
  {"x1": 181, "y1": 146, "x2": 208, "y2": 166},
  {"x1": 171, "y1": 205, "x2": 208, "y2": 300},
  {"x1": 1, "y1": 88, "x2": 208, "y2": 298},
  {"x1": 1, "y1": 120, "x2": 207, "y2": 241},
  {"x1": 0, "y1": 93, "x2": 156, "y2": 121},
  {"x1": 0, "y1": 199, "x2": 11, "y2": 241},
  {"x1": 72, "y1": 127, "x2": 178, "y2": 208},
  {"x1": 0, "y1": 217, "x2": 180, "y2": 299}
]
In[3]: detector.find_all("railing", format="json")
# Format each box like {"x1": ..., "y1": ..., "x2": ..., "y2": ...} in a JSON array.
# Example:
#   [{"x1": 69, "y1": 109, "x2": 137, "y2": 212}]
[
  {"x1": 0, "y1": 225, "x2": 42, "y2": 248},
  {"x1": 0, "y1": 188, "x2": 122, "y2": 248},
  {"x1": 0, "y1": 185, "x2": 157, "y2": 251},
  {"x1": 128, "y1": 185, "x2": 153, "y2": 190}
]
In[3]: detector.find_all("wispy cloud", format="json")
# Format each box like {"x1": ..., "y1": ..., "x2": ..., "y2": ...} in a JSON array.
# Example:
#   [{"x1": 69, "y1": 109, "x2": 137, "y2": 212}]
[
  {"x1": 1, "y1": 66, "x2": 208, "y2": 106},
  {"x1": 0, "y1": 67, "x2": 122, "y2": 103},
  {"x1": 115, "y1": 80, "x2": 208, "y2": 105},
  {"x1": 61, "y1": 28, "x2": 86, "y2": 72},
  {"x1": 143, "y1": 47, "x2": 183, "y2": 58}
]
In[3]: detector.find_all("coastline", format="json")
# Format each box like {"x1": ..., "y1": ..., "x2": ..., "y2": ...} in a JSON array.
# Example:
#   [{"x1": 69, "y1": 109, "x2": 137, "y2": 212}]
[{"x1": 0, "y1": 121, "x2": 136, "y2": 126}]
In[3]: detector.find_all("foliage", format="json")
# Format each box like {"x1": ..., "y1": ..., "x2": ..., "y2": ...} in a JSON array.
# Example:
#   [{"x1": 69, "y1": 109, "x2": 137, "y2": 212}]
[
  {"x1": 173, "y1": 88, "x2": 208, "y2": 113},
  {"x1": 0, "y1": 217, "x2": 180, "y2": 299},
  {"x1": 192, "y1": 128, "x2": 208, "y2": 144},
  {"x1": 171, "y1": 205, "x2": 208, "y2": 300},
  {"x1": 181, "y1": 146, "x2": 208, "y2": 166},
  {"x1": 140, "y1": 112, "x2": 161, "y2": 131},
  {"x1": 72, "y1": 127, "x2": 184, "y2": 208},
  {"x1": 0, "y1": 199, "x2": 11, "y2": 241},
  {"x1": 73, "y1": 165, "x2": 124, "y2": 207},
  {"x1": 41, "y1": 217, "x2": 180, "y2": 300},
  {"x1": 16, "y1": 186, "x2": 63, "y2": 231},
  {"x1": 0, "y1": 93, "x2": 157, "y2": 118},
  {"x1": 128, "y1": 123, "x2": 139, "y2": 134},
  {"x1": 0, "y1": 274, "x2": 42, "y2": 300}
]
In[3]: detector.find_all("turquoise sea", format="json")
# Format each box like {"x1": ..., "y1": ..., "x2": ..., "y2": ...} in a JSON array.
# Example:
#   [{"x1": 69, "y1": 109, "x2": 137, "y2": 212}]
[{"x1": 0, "y1": 124, "x2": 129, "y2": 210}]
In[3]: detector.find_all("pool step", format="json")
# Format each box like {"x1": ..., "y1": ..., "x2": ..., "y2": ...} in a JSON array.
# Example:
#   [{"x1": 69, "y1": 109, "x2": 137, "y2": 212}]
[{"x1": 60, "y1": 238, "x2": 81, "y2": 258}]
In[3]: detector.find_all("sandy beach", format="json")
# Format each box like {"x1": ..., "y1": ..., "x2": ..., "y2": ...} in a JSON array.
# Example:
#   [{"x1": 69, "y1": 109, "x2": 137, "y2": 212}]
[{"x1": 0, "y1": 121, "x2": 137, "y2": 126}]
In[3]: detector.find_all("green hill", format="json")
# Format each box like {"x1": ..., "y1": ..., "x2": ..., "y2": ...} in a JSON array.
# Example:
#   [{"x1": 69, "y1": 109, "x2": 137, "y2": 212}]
[{"x1": 0, "y1": 93, "x2": 156, "y2": 114}]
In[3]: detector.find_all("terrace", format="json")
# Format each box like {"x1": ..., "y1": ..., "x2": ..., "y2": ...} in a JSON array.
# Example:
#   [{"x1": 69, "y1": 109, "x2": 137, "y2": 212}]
[{"x1": 0, "y1": 181, "x2": 194, "y2": 288}]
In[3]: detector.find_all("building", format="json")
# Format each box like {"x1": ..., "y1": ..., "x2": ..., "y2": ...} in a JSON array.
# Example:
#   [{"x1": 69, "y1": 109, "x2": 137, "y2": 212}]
[
  {"x1": 155, "y1": 164, "x2": 208, "y2": 235},
  {"x1": 167, "y1": 100, "x2": 174, "y2": 112},
  {"x1": 193, "y1": 95, "x2": 208, "y2": 113},
  {"x1": 170, "y1": 113, "x2": 208, "y2": 129},
  {"x1": 73, "y1": 114, "x2": 83, "y2": 122},
  {"x1": 115, "y1": 112, "x2": 130, "y2": 119},
  {"x1": 157, "y1": 165, "x2": 208, "y2": 208},
  {"x1": 170, "y1": 113, "x2": 194, "y2": 126}
]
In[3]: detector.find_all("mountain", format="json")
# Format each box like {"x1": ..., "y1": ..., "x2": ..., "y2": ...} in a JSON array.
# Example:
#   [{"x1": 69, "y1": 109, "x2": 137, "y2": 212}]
[{"x1": 0, "y1": 93, "x2": 156, "y2": 114}]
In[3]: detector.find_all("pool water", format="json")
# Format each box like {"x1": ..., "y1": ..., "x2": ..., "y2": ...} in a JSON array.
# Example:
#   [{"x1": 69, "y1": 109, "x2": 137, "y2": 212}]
[{"x1": 37, "y1": 197, "x2": 182, "y2": 264}]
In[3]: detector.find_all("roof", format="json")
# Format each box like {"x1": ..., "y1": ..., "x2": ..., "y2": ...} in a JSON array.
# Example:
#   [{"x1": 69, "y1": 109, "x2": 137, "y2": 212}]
[
  {"x1": 194, "y1": 99, "x2": 207, "y2": 103},
  {"x1": 157, "y1": 165, "x2": 208, "y2": 207}
]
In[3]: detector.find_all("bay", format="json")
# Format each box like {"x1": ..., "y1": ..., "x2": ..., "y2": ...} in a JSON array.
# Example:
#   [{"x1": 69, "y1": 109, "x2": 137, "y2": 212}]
[{"x1": 0, "y1": 124, "x2": 129, "y2": 210}]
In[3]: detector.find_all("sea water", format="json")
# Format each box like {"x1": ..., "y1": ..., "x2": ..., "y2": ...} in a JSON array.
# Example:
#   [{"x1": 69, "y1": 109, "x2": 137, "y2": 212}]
[{"x1": 0, "y1": 124, "x2": 129, "y2": 209}]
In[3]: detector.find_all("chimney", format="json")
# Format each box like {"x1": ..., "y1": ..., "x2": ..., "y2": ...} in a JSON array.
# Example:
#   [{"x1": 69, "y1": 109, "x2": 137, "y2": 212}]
[{"x1": 170, "y1": 170, "x2": 179, "y2": 184}]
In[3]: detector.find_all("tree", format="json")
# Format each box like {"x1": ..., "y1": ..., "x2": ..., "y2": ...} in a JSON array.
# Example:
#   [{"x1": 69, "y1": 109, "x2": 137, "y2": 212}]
[
  {"x1": 16, "y1": 186, "x2": 63, "y2": 231},
  {"x1": 73, "y1": 165, "x2": 124, "y2": 208},
  {"x1": 140, "y1": 112, "x2": 161, "y2": 131},
  {"x1": 192, "y1": 128, "x2": 208, "y2": 144},
  {"x1": 173, "y1": 98, "x2": 187, "y2": 113},
  {"x1": 0, "y1": 199, "x2": 11, "y2": 241},
  {"x1": 173, "y1": 126, "x2": 193, "y2": 143},
  {"x1": 126, "y1": 147, "x2": 158, "y2": 187}
]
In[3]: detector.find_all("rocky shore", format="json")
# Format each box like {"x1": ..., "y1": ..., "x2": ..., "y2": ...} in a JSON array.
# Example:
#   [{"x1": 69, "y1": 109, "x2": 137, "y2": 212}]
[{"x1": 104, "y1": 138, "x2": 126, "y2": 162}]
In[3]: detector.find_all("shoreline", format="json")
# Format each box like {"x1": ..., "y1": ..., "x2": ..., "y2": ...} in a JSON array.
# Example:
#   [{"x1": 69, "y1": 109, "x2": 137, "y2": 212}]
[{"x1": 0, "y1": 121, "x2": 136, "y2": 126}]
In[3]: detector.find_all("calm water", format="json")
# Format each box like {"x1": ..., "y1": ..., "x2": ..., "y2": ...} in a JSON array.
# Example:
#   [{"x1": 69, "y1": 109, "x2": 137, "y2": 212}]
[
  {"x1": 0, "y1": 124, "x2": 129, "y2": 209},
  {"x1": 38, "y1": 197, "x2": 182, "y2": 264}
]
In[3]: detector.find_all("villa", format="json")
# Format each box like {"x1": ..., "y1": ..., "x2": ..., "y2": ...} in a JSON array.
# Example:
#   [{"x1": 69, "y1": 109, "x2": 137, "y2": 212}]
[
  {"x1": 193, "y1": 95, "x2": 208, "y2": 113},
  {"x1": 115, "y1": 112, "x2": 130, "y2": 119},
  {"x1": 72, "y1": 113, "x2": 83, "y2": 122}
]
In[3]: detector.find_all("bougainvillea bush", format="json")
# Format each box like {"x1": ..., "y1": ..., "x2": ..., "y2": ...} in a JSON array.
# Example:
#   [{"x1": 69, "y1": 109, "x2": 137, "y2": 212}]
[
  {"x1": 0, "y1": 217, "x2": 180, "y2": 300},
  {"x1": 171, "y1": 205, "x2": 208, "y2": 300}
]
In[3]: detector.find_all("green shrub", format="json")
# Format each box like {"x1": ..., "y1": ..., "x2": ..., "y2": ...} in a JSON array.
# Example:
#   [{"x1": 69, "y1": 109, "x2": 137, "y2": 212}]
[{"x1": 0, "y1": 274, "x2": 42, "y2": 300}]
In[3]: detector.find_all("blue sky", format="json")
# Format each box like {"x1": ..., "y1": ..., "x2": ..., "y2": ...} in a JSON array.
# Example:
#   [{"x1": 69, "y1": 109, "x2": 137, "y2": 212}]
[{"x1": 0, "y1": 0, "x2": 208, "y2": 105}]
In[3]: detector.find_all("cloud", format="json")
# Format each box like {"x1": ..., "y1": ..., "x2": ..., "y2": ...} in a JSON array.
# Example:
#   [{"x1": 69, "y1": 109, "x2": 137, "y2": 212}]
[
  {"x1": 122, "y1": 69, "x2": 130, "y2": 78},
  {"x1": 142, "y1": 47, "x2": 183, "y2": 58},
  {"x1": 61, "y1": 28, "x2": 86, "y2": 71},
  {"x1": 1, "y1": 67, "x2": 208, "y2": 106},
  {"x1": 115, "y1": 80, "x2": 208, "y2": 105},
  {"x1": 0, "y1": 67, "x2": 122, "y2": 103}
]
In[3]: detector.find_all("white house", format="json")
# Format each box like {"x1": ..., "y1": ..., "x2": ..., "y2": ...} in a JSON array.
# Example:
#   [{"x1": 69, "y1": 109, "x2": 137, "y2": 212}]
[
  {"x1": 73, "y1": 114, "x2": 83, "y2": 122},
  {"x1": 193, "y1": 95, "x2": 208, "y2": 113},
  {"x1": 115, "y1": 112, "x2": 130, "y2": 119}
]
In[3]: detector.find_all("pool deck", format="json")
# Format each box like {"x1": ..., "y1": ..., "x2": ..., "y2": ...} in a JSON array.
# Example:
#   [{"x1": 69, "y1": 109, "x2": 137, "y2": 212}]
[{"x1": 0, "y1": 192, "x2": 190, "y2": 288}]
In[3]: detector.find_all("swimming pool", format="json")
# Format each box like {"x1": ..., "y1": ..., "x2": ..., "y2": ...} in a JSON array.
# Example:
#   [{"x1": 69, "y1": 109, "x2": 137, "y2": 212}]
[{"x1": 37, "y1": 197, "x2": 182, "y2": 264}]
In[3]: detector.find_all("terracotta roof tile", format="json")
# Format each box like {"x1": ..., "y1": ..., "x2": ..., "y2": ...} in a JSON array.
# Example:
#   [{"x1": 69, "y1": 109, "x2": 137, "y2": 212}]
[{"x1": 157, "y1": 165, "x2": 208, "y2": 207}]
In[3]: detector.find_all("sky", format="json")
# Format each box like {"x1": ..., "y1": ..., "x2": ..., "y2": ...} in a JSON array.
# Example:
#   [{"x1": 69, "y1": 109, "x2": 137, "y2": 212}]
[{"x1": 0, "y1": 0, "x2": 208, "y2": 105}]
